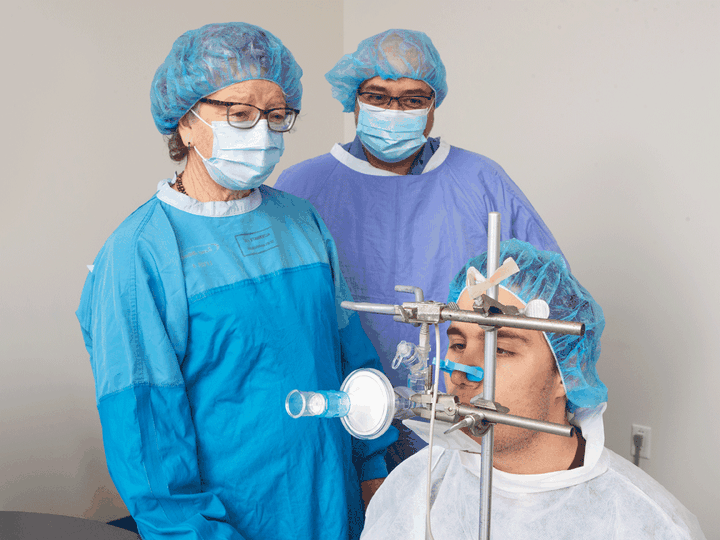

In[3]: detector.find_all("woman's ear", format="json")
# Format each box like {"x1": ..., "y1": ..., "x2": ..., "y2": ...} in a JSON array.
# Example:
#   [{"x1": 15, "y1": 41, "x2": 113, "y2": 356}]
[{"x1": 177, "y1": 111, "x2": 196, "y2": 146}]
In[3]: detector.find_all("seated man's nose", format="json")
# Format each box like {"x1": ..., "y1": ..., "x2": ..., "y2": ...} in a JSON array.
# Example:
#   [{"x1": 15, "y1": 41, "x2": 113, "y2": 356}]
[
  {"x1": 451, "y1": 369, "x2": 479, "y2": 386},
  {"x1": 443, "y1": 358, "x2": 484, "y2": 384}
]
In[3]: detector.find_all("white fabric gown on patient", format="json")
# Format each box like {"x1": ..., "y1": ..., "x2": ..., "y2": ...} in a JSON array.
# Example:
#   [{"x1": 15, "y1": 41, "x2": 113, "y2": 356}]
[{"x1": 360, "y1": 404, "x2": 706, "y2": 540}]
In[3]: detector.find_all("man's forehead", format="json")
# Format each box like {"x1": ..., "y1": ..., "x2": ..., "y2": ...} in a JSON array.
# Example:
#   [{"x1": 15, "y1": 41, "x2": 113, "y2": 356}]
[
  {"x1": 447, "y1": 322, "x2": 532, "y2": 345},
  {"x1": 360, "y1": 76, "x2": 433, "y2": 95}
]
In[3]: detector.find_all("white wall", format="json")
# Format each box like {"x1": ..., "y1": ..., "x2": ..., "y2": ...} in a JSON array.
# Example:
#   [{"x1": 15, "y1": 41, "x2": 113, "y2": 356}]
[
  {"x1": 1, "y1": 0, "x2": 718, "y2": 537},
  {"x1": 342, "y1": 1, "x2": 719, "y2": 536},
  {"x1": 0, "y1": 0, "x2": 343, "y2": 522}
]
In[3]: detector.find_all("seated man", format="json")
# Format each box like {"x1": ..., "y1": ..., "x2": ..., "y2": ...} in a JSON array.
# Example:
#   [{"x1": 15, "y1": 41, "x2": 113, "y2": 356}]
[{"x1": 361, "y1": 240, "x2": 706, "y2": 540}]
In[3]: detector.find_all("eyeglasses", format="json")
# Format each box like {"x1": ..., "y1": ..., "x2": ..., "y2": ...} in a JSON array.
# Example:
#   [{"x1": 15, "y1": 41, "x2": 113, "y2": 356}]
[
  {"x1": 199, "y1": 98, "x2": 299, "y2": 132},
  {"x1": 357, "y1": 91, "x2": 435, "y2": 110}
]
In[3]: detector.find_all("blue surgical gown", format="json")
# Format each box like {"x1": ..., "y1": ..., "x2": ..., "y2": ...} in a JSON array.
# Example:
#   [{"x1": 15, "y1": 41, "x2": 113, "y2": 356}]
[
  {"x1": 77, "y1": 181, "x2": 396, "y2": 540},
  {"x1": 275, "y1": 141, "x2": 564, "y2": 463}
]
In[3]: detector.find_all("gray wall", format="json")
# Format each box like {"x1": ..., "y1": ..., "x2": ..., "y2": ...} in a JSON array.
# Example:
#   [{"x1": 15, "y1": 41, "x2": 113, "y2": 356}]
[{"x1": 1, "y1": 0, "x2": 718, "y2": 537}]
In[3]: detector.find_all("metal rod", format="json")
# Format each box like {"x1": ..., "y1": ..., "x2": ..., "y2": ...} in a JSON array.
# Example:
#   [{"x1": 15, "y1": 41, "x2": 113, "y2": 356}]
[
  {"x1": 341, "y1": 302, "x2": 584, "y2": 336},
  {"x1": 456, "y1": 405, "x2": 575, "y2": 438},
  {"x1": 480, "y1": 212, "x2": 500, "y2": 540},
  {"x1": 340, "y1": 301, "x2": 397, "y2": 315},
  {"x1": 440, "y1": 309, "x2": 584, "y2": 335},
  {"x1": 395, "y1": 285, "x2": 424, "y2": 301}
]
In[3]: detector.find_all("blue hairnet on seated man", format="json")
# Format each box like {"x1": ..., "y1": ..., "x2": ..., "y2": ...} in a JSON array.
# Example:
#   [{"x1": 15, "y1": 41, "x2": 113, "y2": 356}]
[
  {"x1": 360, "y1": 240, "x2": 707, "y2": 540},
  {"x1": 275, "y1": 29, "x2": 566, "y2": 471}
]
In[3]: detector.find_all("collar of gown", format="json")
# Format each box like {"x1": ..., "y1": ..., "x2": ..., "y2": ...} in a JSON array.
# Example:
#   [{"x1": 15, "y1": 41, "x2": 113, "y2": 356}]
[
  {"x1": 330, "y1": 139, "x2": 451, "y2": 176},
  {"x1": 405, "y1": 402, "x2": 608, "y2": 493},
  {"x1": 156, "y1": 176, "x2": 262, "y2": 217}
]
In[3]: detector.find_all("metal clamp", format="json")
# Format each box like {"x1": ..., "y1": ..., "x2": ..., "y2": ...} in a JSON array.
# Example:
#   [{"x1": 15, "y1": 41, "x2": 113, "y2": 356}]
[
  {"x1": 445, "y1": 412, "x2": 491, "y2": 437},
  {"x1": 393, "y1": 305, "x2": 417, "y2": 325},
  {"x1": 444, "y1": 396, "x2": 511, "y2": 437},
  {"x1": 411, "y1": 393, "x2": 460, "y2": 424},
  {"x1": 473, "y1": 293, "x2": 520, "y2": 316},
  {"x1": 393, "y1": 301, "x2": 445, "y2": 325},
  {"x1": 470, "y1": 395, "x2": 511, "y2": 414}
]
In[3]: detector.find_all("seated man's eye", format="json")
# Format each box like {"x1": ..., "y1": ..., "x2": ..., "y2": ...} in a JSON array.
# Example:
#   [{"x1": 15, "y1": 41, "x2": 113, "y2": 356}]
[{"x1": 449, "y1": 343, "x2": 466, "y2": 352}]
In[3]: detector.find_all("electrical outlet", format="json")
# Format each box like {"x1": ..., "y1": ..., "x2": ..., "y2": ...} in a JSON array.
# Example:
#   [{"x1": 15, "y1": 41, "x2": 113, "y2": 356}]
[{"x1": 631, "y1": 424, "x2": 651, "y2": 459}]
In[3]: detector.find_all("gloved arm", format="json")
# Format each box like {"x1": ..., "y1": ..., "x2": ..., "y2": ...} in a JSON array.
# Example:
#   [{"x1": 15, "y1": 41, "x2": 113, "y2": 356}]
[{"x1": 77, "y1": 214, "x2": 245, "y2": 540}]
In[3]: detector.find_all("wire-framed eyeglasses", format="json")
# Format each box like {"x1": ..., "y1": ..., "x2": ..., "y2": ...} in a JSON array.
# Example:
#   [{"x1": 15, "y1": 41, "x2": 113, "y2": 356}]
[
  {"x1": 199, "y1": 98, "x2": 299, "y2": 132},
  {"x1": 357, "y1": 91, "x2": 435, "y2": 110}
]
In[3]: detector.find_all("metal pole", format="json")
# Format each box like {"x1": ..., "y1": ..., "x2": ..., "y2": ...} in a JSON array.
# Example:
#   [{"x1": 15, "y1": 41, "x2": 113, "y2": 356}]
[
  {"x1": 340, "y1": 301, "x2": 585, "y2": 336},
  {"x1": 480, "y1": 212, "x2": 500, "y2": 540},
  {"x1": 339, "y1": 301, "x2": 398, "y2": 315},
  {"x1": 440, "y1": 309, "x2": 584, "y2": 335},
  {"x1": 456, "y1": 405, "x2": 575, "y2": 438}
]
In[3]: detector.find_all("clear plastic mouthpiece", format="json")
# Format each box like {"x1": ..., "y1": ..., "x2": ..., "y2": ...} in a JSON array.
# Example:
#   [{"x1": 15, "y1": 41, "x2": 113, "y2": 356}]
[
  {"x1": 286, "y1": 368, "x2": 416, "y2": 440},
  {"x1": 285, "y1": 390, "x2": 351, "y2": 418}
]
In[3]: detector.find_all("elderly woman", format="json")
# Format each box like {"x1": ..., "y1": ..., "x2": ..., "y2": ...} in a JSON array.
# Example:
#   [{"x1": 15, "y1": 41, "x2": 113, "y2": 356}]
[{"x1": 77, "y1": 23, "x2": 395, "y2": 540}]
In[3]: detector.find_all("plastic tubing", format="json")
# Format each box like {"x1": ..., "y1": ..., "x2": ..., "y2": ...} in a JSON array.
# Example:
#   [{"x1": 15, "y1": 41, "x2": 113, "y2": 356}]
[{"x1": 424, "y1": 323, "x2": 442, "y2": 540}]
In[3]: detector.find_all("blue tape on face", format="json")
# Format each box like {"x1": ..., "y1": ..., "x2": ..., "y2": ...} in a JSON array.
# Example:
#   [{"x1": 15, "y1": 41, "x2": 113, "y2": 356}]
[{"x1": 439, "y1": 358, "x2": 484, "y2": 382}]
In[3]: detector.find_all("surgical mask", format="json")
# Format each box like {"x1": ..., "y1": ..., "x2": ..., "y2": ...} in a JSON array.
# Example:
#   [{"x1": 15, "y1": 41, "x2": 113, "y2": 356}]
[
  {"x1": 356, "y1": 102, "x2": 429, "y2": 163},
  {"x1": 191, "y1": 110, "x2": 284, "y2": 191}
]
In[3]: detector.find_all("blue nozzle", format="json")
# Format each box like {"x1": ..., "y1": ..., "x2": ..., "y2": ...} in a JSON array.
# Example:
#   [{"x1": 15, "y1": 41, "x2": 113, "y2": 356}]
[{"x1": 439, "y1": 358, "x2": 484, "y2": 382}]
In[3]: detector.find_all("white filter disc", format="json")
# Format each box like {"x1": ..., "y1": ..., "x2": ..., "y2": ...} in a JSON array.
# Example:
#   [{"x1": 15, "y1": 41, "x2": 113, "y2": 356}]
[{"x1": 340, "y1": 368, "x2": 396, "y2": 440}]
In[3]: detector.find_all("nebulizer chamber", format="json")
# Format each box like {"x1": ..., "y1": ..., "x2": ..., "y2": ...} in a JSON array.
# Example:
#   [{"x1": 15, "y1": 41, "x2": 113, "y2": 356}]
[
  {"x1": 392, "y1": 340, "x2": 430, "y2": 393},
  {"x1": 285, "y1": 368, "x2": 416, "y2": 440},
  {"x1": 286, "y1": 323, "x2": 433, "y2": 439}
]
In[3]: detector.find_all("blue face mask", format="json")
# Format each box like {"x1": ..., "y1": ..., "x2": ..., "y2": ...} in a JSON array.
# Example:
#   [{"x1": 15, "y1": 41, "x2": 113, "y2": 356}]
[
  {"x1": 356, "y1": 102, "x2": 430, "y2": 163},
  {"x1": 191, "y1": 111, "x2": 284, "y2": 191}
]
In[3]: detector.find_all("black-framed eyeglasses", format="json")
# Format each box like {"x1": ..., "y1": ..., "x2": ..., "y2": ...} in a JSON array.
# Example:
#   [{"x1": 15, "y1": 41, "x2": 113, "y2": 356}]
[
  {"x1": 357, "y1": 91, "x2": 435, "y2": 110},
  {"x1": 199, "y1": 98, "x2": 299, "y2": 132}
]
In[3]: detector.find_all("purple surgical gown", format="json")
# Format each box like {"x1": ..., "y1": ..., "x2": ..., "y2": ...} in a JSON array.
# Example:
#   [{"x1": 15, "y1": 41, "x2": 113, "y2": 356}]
[{"x1": 275, "y1": 140, "x2": 564, "y2": 464}]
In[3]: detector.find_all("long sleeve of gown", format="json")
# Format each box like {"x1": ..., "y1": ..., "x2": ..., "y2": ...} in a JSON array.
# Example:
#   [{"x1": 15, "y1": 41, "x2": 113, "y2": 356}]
[{"x1": 77, "y1": 209, "x2": 246, "y2": 540}]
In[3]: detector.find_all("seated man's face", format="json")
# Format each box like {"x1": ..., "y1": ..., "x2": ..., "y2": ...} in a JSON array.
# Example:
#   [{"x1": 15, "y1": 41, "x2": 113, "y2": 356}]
[{"x1": 446, "y1": 288, "x2": 567, "y2": 453}]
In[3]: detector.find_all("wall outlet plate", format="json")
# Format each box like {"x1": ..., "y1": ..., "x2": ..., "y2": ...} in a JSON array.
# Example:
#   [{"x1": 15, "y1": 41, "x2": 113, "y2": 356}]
[{"x1": 631, "y1": 424, "x2": 652, "y2": 459}]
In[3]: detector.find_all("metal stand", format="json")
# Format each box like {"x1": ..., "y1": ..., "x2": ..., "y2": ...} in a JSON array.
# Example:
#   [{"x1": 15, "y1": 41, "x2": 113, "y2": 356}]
[
  {"x1": 341, "y1": 212, "x2": 584, "y2": 539},
  {"x1": 479, "y1": 212, "x2": 500, "y2": 540}
]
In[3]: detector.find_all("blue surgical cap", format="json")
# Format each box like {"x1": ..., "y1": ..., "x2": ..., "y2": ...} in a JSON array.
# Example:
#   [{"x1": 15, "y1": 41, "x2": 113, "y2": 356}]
[
  {"x1": 325, "y1": 29, "x2": 448, "y2": 113},
  {"x1": 448, "y1": 239, "x2": 608, "y2": 412},
  {"x1": 151, "y1": 22, "x2": 303, "y2": 134}
]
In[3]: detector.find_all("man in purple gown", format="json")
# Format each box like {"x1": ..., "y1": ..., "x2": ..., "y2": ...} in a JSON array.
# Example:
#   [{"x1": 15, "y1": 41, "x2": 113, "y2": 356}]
[{"x1": 275, "y1": 29, "x2": 564, "y2": 470}]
